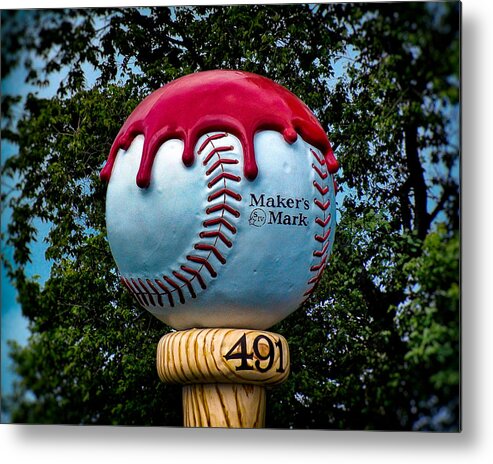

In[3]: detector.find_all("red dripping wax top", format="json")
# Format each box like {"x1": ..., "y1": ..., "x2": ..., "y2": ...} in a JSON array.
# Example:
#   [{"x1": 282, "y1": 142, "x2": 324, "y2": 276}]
[{"x1": 100, "y1": 70, "x2": 339, "y2": 188}]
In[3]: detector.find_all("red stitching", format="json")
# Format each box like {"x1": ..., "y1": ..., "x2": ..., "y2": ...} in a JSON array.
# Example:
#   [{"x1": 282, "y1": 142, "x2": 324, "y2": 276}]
[
  {"x1": 172, "y1": 271, "x2": 197, "y2": 299},
  {"x1": 132, "y1": 278, "x2": 150, "y2": 306},
  {"x1": 202, "y1": 145, "x2": 234, "y2": 165},
  {"x1": 315, "y1": 215, "x2": 331, "y2": 227},
  {"x1": 310, "y1": 148, "x2": 326, "y2": 166},
  {"x1": 146, "y1": 279, "x2": 164, "y2": 306},
  {"x1": 194, "y1": 243, "x2": 226, "y2": 264},
  {"x1": 307, "y1": 264, "x2": 327, "y2": 285},
  {"x1": 303, "y1": 286, "x2": 317, "y2": 297},
  {"x1": 187, "y1": 255, "x2": 217, "y2": 278},
  {"x1": 314, "y1": 199, "x2": 330, "y2": 211},
  {"x1": 308, "y1": 273, "x2": 322, "y2": 285},
  {"x1": 312, "y1": 164, "x2": 328, "y2": 180},
  {"x1": 121, "y1": 276, "x2": 132, "y2": 292},
  {"x1": 313, "y1": 241, "x2": 329, "y2": 257},
  {"x1": 310, "y1": 255, "x2": 327, "y2": 272},
  {"x1": 207, "y1": 172, "x2": 241, "y2": 188},
  {"x1": 122, "y1": 133, "x2": 241, "y2": 309},
  {"x1": 154, "y1": 279, "x2": 175, "y2": 307},
  {"x1": 313, "y1": 181, "x2": 329, "y2": 195},
  {"x1": 203, "y1": 216, "x2": 237, "y2": 234},
  {"x1": 163, "y1": 275, "x2": 186, "y2": 304},
  {"x1": 315, "y1": 228, "x2": 331, "y2": 243},
  {"x1": 198, "y1": 133, "x2": 228, "y2": 153},
  {"x1": 181, "y1": 265, "x2": 207, "y2": 290},
  {"x1": 138, "y1": 278, "x2": 157, "y2": 306},
  {"x1": 208, "y1": 188, "x2": 242, "y2": 202},
  {"x1": 199, "y1": 230, "x2": 233, "y2": 248},
  {"x1": 206, "y1": 203, "x2": 240, "y2": 218},
  {"x1": 122, "y1": 277, "x2": 146, "y2": 307},
  {"x1": 303, "y1": 149, "x2": 333, "y2": 302},
  {"x1": 205, "y1": 158, "x2": 239, "y2": 176}
]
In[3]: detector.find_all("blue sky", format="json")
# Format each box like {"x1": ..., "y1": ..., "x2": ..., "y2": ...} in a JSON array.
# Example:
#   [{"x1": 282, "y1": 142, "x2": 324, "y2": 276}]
[
  {"x1": 1, "y1": 49, "x2": 99, "y2": 418},
  {"x1": 1, "y1": 63, "x2": 58, "y2": 416}
]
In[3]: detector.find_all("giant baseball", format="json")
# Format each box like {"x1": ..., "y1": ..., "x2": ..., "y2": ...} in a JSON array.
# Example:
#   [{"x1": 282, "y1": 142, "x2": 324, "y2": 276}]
[{"x1": 101, "y1": 70, "x2": 339, "y2": 330}]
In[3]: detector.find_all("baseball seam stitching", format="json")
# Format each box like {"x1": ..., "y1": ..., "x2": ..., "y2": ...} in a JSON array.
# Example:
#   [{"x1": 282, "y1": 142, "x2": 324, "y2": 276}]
[
  {"x1": 121, "y1": 133, "x2": 241, "y2": 308},
  {"x1": 302, "y1": 148, "x2": 333, "y2": 302}
]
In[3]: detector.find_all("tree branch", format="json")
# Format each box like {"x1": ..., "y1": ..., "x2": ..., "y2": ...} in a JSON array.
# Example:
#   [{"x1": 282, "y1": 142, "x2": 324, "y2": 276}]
[{"x1": 429, "y1": 181, "x2": 456, "y2": 224}]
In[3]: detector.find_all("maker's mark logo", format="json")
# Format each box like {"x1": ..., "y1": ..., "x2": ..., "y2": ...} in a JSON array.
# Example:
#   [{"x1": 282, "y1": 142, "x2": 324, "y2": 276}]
[
  {"x1": 249, "y1": 208, "x2": 267, "y2": 227},
  {"x1": 248, "y1": 193, "x2": 309, "y2": 228}
]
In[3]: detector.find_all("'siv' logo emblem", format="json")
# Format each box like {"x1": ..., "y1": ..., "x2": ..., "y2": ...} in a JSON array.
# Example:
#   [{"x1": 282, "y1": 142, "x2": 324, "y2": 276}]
[{"x1": 249, "y1": 208, "x2": 266, "y2": 227}]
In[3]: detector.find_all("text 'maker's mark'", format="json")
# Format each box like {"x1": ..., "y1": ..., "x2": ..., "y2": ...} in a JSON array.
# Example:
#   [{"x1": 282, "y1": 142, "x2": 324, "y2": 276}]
[{"x1": 248, "y1": 193, "x2": 309, "y2": 227}]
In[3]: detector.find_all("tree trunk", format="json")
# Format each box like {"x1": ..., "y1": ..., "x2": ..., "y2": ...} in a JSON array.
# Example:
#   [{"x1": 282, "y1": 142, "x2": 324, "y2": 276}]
[{"x1": 405, "y1": 122, "x2": 429, "y2": 240}]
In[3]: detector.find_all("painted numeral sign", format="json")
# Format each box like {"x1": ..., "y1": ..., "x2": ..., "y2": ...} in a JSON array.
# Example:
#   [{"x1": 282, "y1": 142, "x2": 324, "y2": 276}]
[{"x1": 224, "y1": 333, "x2": 286, "y2": 373}]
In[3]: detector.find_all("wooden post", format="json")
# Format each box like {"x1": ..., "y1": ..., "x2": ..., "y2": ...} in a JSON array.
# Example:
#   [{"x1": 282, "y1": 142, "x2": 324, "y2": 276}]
[{"x1": 156, "y1": 328, "x2": 290, "y2": 428}]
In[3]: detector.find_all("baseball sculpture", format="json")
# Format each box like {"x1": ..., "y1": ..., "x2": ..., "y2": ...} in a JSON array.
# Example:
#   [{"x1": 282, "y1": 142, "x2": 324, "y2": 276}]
[{"x1": 101, "y1": 70, "x2": 339, "y2": 427}]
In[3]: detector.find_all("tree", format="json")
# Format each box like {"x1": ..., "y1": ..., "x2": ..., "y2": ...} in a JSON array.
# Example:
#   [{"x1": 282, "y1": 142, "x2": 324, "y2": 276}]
[{"x1": 1, "y1": 3, "x2": 460, "y2": 429}]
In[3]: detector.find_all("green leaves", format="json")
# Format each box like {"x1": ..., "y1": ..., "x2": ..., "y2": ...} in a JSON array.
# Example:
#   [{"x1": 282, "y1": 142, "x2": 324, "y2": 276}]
[{"x1": 400, "y1": 227, "x2": 459, "y2": 375}]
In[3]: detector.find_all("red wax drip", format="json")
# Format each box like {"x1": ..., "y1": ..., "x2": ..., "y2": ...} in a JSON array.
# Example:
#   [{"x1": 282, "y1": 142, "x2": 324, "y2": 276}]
[{"x1": 100, "y1": 70, "x2": 339, "y2": 188}]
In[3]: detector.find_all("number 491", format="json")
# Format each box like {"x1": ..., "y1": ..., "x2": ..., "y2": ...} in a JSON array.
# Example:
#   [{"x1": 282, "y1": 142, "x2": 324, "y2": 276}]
[{"x1": 224, "y1": 333, "x2": 286, "y2": 373}]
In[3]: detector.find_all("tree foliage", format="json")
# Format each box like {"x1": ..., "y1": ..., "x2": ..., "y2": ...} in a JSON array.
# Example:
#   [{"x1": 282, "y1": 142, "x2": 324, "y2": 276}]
[{"x1": 1, "y1": 3, "x2": 460, "y2": 429}]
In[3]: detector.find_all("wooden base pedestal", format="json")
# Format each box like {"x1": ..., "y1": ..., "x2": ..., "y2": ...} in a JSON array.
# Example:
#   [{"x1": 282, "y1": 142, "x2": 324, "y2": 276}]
[
  {"x1": 156, "y1": 328, "x2": 290, "y2": 428},
  {"x1": 183, "y1": 383, "x2": 266, "y2": 428}
]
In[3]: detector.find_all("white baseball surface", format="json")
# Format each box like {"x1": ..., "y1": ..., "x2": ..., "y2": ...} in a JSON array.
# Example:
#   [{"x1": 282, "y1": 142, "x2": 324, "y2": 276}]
[{"x1": 106, "y1": 130, "x2": 336, "y2": 330}]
